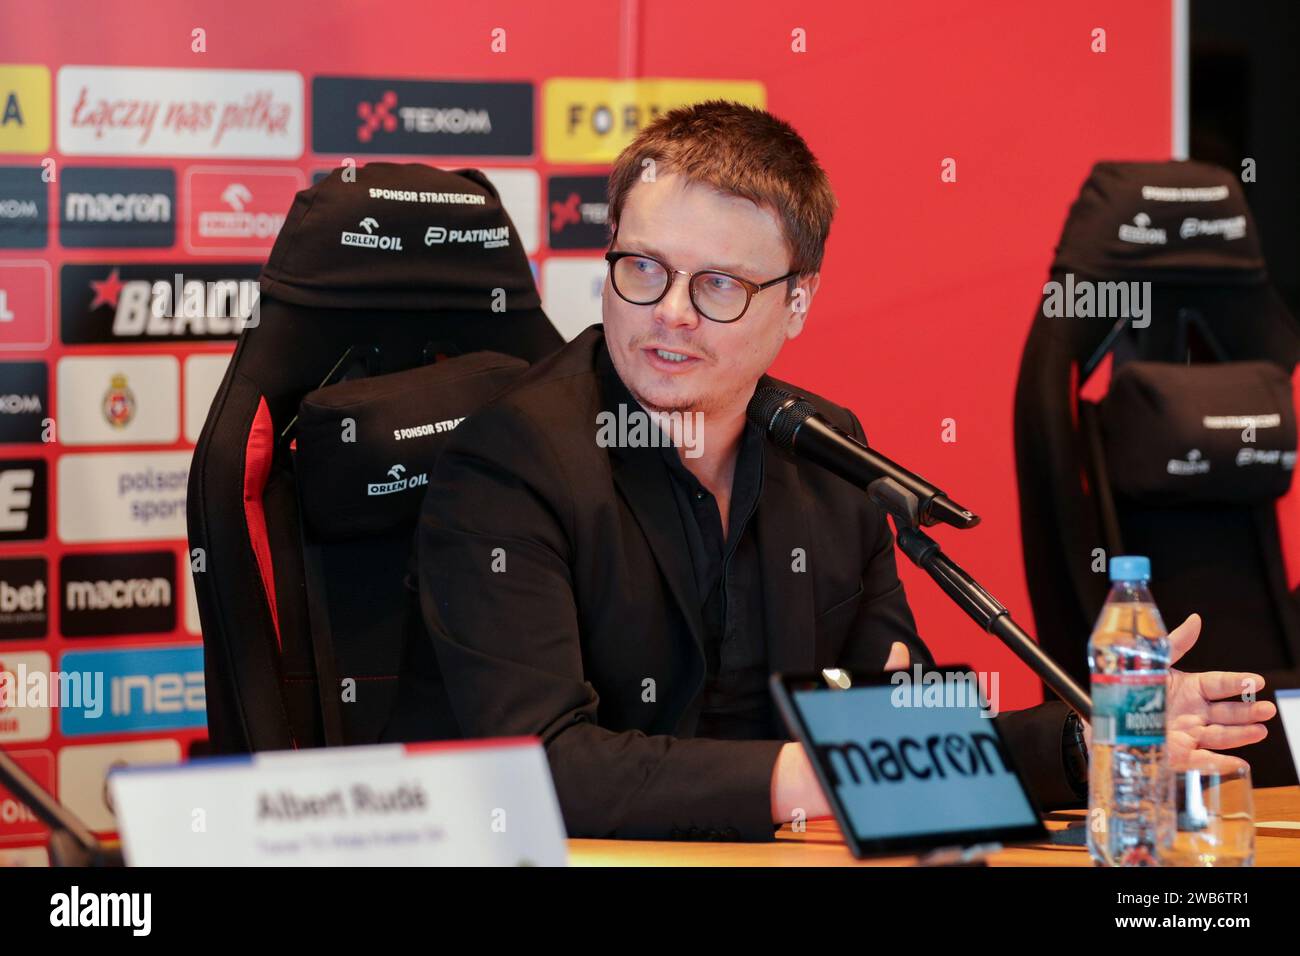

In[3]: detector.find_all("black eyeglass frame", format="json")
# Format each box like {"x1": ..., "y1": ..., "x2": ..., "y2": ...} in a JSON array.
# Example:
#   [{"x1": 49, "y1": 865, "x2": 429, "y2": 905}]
[{"x1": 603, "y1": 249, "x2": 800, "y2": 324}]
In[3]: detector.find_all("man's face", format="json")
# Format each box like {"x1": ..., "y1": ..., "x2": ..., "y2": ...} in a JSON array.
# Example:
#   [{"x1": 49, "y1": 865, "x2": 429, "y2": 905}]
[{"x1": 602, "y1": 172, "x2": 815, "y2": 418}]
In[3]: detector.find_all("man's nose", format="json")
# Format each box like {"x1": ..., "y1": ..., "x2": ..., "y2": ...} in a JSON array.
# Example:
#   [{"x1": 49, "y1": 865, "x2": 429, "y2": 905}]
[{"x1": 652, "y1": 273, "x2": 701, "y2": 331}]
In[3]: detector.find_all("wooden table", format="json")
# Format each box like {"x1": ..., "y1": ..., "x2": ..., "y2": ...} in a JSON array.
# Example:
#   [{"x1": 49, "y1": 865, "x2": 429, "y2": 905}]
[{"x1": 568, "y1": 786, "x2": 1300, "y2": 866}]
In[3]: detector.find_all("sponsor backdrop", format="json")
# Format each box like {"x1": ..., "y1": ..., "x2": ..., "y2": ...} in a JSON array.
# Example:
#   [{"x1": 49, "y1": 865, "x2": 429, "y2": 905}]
[{"x1": 0, "y1": 0, "x2": 1238, "y2": 861}]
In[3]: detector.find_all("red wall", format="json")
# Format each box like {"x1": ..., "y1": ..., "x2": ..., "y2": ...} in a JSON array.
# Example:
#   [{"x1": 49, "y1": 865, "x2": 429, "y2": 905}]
[{"x1": 0, "y1": 0, "x2": 1177, "y2": 860}]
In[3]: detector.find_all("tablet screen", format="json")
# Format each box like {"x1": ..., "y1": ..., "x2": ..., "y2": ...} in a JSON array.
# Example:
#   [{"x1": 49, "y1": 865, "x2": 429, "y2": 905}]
[{"x1": 780, "y1": 675, "x2": 1045, "y2": 855}]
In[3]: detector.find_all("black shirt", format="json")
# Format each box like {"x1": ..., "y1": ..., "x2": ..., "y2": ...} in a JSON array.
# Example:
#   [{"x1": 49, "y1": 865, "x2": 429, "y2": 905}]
[{"x1": 658, "y1": 419, "x2": 777, "y2": 740}]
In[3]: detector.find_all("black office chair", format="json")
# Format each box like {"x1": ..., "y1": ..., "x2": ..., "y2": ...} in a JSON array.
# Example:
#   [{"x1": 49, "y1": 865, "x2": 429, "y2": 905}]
[
  {"x1": 187, "y1": 162, "x2": 563, "y2": 753},
  {"x1": 1014, "y1": 160, "x2": 1300, "y2": 785}
]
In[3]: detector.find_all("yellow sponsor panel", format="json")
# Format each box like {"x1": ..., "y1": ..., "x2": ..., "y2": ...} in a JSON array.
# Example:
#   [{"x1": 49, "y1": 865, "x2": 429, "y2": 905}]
[
  {"x1": 0, "y1": 65, "x2": 52, "y2": 154},
  {"x1": 544, "y1": 78, "x2": 765, "y2": 164}
]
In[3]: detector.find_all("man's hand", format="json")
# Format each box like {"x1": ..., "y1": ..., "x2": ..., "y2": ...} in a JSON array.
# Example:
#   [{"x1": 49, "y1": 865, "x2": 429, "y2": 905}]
[
  {"x1": 770, "y1": 743, "x2": 831, "y2": 824},
  {"x1": 884, "y1": 641, "x2": 911, "y2": 672},
  {"x1": 1081, "y1": 613, "x2": 1276, "y2": 773},
  {"x1": 771, "y1": 642, "x2": 913, "y2": 824}
]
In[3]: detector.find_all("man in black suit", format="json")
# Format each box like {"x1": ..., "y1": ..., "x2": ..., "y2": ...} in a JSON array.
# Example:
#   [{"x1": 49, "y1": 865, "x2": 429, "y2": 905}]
[{"x1": 387, "y1": 101, "x2": 1277, "y2": 840}]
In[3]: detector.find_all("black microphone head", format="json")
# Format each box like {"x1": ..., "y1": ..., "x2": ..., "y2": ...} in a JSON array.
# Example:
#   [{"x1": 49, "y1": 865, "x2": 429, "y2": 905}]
[{"x1": 747, "y1": 384, "x2": 817, "y2": 451}]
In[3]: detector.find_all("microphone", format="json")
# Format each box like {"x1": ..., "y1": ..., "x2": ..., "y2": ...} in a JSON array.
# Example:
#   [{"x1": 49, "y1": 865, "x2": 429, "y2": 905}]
[{"x1": 746, "y1": 384, "x2": 980, "y2": 530}]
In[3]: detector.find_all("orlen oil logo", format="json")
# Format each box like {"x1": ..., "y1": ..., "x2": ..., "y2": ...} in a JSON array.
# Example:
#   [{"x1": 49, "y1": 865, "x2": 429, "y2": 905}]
[
  {"x1": 366, "y1": 462, "x2": 428, "y2": 497},
  {"x1": 341, "y1": 217, "x2": 403, "y2": 252},
  {"x1": 542, "y1": 78, "x2": 764, "y2": 163},
  {"x1": 59, "y1": 645, "x2": 205, "y2": 737},
  {"x1": 185, "y1": 166, "x2": 302, "y2": 255},
  {"x1": 0, "y1": 65, "x2": 51, "y2": 154}
]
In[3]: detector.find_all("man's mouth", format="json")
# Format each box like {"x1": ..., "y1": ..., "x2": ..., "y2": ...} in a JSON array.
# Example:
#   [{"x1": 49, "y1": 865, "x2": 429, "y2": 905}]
[{"x1": 642, "y1": 346, "x2": 703, "y2": 371}]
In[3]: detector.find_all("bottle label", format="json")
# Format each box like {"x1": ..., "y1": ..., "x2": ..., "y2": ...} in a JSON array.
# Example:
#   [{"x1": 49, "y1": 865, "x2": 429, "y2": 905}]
[{"x1": 1091, "y1": 672, "x2": 1166, "y2": 747}]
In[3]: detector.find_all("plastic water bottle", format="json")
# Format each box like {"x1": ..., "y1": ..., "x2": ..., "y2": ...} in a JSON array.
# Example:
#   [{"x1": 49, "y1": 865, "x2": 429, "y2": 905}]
[{"x1": 1087, "y1": 555, "x2": 1173, "y2": 866}]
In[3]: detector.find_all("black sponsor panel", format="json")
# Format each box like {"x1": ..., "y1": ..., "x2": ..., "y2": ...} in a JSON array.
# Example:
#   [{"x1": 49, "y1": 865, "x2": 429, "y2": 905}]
[
  {"x1": 0, "y1": 457, "x2": 46, "y2": 543},
  {"x1": 0, "y1": 165, "x2": 48, "y2": 249},
  {"x1": 59, "y1": 166, "x2": 176, "y2": 249},
  {"x1": 59, "y1": 550, "x2": 177, "y2": 637},
  {"x1": 547, "y1": 174, "x2": 611, "y2": 249},
  {"x1": 60, "y1": 263, "x2": 262, "y2": 344},
  {"x1": 0, "y1": 362, "x2": 47, "y2": 443},
  {"x1": 0, "y1": 556, "x2": 48, "y2": 639},
  {"x1": 312, "y1": 77, "x2": 533, "y2": 156}
]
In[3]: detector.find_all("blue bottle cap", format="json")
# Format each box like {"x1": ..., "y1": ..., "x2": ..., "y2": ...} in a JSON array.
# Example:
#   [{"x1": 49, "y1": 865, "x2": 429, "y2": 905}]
[{"x1": 1109, "y1": 555, "x2": 1151, "y2": 582}]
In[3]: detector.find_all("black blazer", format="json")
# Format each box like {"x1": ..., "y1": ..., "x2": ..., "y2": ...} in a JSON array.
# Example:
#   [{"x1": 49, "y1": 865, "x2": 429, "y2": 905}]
[{"x1": 386, "y1": 325, "x2": 1081, "y2": 840}]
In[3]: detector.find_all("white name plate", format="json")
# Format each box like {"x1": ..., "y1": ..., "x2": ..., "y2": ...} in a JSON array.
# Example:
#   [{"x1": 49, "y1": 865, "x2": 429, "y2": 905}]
[
  {"x1": 108, "y1": 738, "x2": 568, "y2": 866},
  {"x1": 1276, "y1": 688, "x2": 1300, "y2": 781}
]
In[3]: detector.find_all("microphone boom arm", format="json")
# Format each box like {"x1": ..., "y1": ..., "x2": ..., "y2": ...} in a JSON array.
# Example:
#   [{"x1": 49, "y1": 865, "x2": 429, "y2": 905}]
[{"x1": 869, "y1": 477, "x2": 1092, "y2": 720}]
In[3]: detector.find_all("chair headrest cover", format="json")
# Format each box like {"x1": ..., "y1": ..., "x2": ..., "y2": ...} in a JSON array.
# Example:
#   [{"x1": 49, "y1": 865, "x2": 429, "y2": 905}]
[
  {"x1": 295, "y1": 351, "x2": 528, "y2": 540},
  {"x1": 261, "y1": 162, "x2": 542, "y2": 313},
  {"x1": 1052, "y1": 161, "x2": 1268, "y2": 282},
  {"x1": 1100, "y1": 360, "x2": 1297, "y2": 506}
]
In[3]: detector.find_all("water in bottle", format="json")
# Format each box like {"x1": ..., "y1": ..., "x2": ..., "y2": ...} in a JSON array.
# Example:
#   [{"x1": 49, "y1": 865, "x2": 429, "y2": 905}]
[{"x1": 1087, "y1": 555, "x2": 1173, "y2": 866}]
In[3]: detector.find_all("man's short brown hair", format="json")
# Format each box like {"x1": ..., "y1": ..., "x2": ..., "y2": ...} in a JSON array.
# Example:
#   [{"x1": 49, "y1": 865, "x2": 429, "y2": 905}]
[{"x1": 607, "y1": 100, "x2": 837, "y2": 280}]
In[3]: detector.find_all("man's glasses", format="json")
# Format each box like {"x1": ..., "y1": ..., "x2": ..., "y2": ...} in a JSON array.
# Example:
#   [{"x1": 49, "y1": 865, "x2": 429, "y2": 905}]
[{"x1": 604, "y1": 250, "x2": 798, "y2": 324}]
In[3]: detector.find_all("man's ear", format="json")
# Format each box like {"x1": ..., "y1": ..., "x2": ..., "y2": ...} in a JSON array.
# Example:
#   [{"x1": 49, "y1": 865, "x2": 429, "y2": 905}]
[{"x1": 785, "y1": 272, "x2": 820, "y2": 340}]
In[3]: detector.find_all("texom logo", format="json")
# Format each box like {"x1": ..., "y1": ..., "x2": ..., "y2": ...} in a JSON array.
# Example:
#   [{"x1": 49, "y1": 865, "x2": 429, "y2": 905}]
[
  {"x1": 358, "y1": 90, "x2": 398, "y2": 142},
  {"x1": 312, "y1": 77, "x2": 533, "y2": 156},
  {"x1": 0, "y1": 165, "x2": 48, "y2": 248},
  {"x1": 0, "y1": 361, "x2": 46, "y2": 443},
  {"x1": 547, "y1": 175, "x2": 610, "y2": 250}
]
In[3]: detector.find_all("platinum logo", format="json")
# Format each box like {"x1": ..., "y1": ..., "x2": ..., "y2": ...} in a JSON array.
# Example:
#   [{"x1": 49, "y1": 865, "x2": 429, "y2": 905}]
[
  {"x1": 1179, "y1": 215, "x2": 1246, "y2": 241},
  {"x1": 423, "y1": 225, "x2": 509, "y2": 249}
]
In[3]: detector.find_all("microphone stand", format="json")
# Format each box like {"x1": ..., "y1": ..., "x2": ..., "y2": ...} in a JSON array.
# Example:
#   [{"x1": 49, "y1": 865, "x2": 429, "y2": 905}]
[
  {"x1": 868, "y1": 477, "x2": 1092, "y2": 720},
  {"x1": 0, "y1": 744, "x2": 123, "y2": 866}
]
